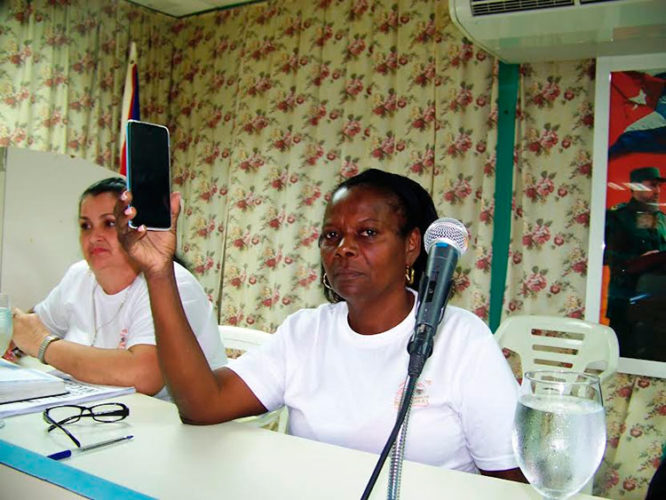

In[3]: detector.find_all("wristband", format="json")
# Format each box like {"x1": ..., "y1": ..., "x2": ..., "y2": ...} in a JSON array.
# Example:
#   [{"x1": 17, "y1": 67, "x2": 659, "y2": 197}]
[{"x1": 38, "y1": 334, "x2": 61, "y2": 364}]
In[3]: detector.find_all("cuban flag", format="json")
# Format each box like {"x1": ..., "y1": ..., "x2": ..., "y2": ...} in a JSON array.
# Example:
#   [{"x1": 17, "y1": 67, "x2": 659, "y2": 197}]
[
  {"x1": 609, "y1": 70, "x2": 666, "y2": 156},
  {"x1": 606, "y1": 70, "x2": 666, "y2": 208},
  {"x1": 119, "y1": 42, "x2": 140, "y2": 176}
]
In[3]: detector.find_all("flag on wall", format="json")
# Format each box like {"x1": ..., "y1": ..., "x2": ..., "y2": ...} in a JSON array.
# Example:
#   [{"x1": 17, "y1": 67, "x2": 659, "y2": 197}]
[
  {"x1": 605, "y1": 70, "x2": 666, "y2": 208},
  {"x1": 608, "y1": 70, "x2": 666, "y2": 158},
  {"x1": 119, "y1": 42, "x2": 140, "y2": 176}
]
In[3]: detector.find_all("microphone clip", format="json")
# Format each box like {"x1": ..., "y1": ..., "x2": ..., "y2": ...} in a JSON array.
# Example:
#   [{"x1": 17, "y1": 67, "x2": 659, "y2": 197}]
[{"x1": 407, "y1": 323, "x2": 435, "y2": 377}]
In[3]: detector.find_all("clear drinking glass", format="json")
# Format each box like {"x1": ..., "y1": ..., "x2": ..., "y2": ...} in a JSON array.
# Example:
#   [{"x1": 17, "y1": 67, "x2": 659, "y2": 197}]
[
  {"x1": 512, "y1": 370, "x2": 606, "y2": 500},
  {"x1": 0, "y1": 293, "x2": 12, "y2": 429},
  {"x1": 0, "y1": 293, "x2": 11, "y2": 351}
]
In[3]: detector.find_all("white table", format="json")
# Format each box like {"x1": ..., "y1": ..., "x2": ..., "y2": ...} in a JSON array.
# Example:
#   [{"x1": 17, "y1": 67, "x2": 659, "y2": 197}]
[{"x1": 0, "y1": 392, "x2": 606, "y2": 499}]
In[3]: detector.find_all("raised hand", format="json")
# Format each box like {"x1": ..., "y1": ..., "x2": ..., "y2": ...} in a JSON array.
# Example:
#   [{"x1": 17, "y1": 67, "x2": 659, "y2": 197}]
[{"x1": 114, "y1": 190, "x2": 181, "y2": 278}]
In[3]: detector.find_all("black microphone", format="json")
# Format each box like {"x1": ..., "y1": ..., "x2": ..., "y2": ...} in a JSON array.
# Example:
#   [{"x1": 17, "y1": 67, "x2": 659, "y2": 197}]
[
  {"x1": 360, "y1": 219, "x2": 469, "y2": 500},
  {"x1": 408, "y1": 217, "x2": 469, "y2": 376}
]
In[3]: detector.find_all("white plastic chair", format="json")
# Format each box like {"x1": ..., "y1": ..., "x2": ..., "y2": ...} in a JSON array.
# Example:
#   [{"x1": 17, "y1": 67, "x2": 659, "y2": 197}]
[
  {"x1": 495, "y1": 315, "x2": 619, "y2": 495},
  {"x1": 219, "y1": 325, "x2": 288, "y2": 433},
  {"x1": 494, "y1": 315, "x2": 619, "y2": 382}
]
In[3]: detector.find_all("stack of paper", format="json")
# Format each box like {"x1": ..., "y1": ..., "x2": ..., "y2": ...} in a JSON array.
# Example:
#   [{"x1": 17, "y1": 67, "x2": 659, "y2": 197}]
[
  {"x1": 0, "y1": 363, "x2": 136, "y2": 418},
  {"x1": 0, "y1": 358, "x2": 68, "y2": 404}
]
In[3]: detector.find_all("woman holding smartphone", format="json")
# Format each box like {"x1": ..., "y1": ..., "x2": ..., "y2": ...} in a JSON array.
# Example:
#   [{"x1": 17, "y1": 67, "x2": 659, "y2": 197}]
[
  {"x1": 8, "y1": 177, "x2": 226, "y2": 399},
  {"x1": 115, "y1": 169, "x2": 523, "y2": 479}
]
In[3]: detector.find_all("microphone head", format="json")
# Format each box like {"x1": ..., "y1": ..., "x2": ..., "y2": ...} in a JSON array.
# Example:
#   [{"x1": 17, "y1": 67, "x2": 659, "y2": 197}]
[{"x1": 423, "y1": 217, "x2": 469, "y2": 255}]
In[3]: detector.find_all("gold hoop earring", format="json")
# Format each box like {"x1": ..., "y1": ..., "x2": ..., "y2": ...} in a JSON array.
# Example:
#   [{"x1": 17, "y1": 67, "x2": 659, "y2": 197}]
[
  {"x1": 405, "y1": 266, "x2": 415, "y2": 285},
  {"x1": 323, "y1": 273, "x2": 333, "y2": 290}
]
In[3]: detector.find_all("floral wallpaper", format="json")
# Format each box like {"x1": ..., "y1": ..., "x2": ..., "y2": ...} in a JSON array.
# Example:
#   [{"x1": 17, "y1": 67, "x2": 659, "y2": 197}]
[
  {"x1": 0, "y1": 0, "x2": 173, "y2": 165},
  {"x1": 598, "y1": 374, "x2": 666, "y2": 497},
  {"x1": 165, "y1": 0, "x2": 501, "y2": 332},
  {"x1": 506, "y1": 61, "x2": 596, "y2": 320},
  {"x1": 1, "y1": 0, "x2": 664, "y2": 498}
]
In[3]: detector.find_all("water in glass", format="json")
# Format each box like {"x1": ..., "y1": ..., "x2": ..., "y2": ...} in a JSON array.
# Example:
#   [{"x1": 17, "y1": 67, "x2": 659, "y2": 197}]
[
  {"x1": 0, "y1": 293, "x2": 11, "y2": 429},
  {"x1": 512, "y1": 370, "x2": 606, "y2": 500},
  {"x1": 0, "y1": 293, "x2": 11, "y2": 354}
]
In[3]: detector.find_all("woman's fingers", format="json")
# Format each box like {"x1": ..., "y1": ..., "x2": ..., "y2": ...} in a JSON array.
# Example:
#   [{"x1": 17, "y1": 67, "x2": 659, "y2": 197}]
[
  {"x1": 113, "y1": 190, "x2": 181, "y2": 276},
  {"x1": 115, "y1": 190, "x2": 132, "y2": 224},
  {"x1": 115, "y1": 190, "x2": 143, "y2": 233},
  {"x1": 114, "y1": 191, "x2": 147, "y2": 251},
  {"x1": 170, "y1": 192, "x2": 181, "y2": 221},
  {"x1": 116, "y1": 190, "x2": 180, "y2": 231}
]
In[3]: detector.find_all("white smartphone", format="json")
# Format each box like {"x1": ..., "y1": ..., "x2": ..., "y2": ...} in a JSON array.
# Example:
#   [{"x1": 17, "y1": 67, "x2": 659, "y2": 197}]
[{"x1": 126, "y1": 120, "x2": 171, "y2": 231}]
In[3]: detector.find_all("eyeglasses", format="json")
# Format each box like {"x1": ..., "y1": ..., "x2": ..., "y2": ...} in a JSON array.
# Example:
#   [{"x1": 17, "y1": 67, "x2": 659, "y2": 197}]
[{"x1": 43, "y1": 403, "x2": 129, "y2": 448}]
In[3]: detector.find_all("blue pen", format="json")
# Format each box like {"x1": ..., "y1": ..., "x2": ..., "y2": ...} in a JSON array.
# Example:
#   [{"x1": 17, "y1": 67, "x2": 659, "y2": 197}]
[{"x1": 47, "y1": 435, "x2": 134, "y2": 461}]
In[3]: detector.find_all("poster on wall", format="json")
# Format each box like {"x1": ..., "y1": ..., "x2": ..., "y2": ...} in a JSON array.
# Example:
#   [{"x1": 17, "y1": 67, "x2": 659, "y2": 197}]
[
  {"x1": 588, "y1": 54, "x2": 666, "y2": 377},
  {"x1": 602, "y1": 69, "x2": 666, "y2": 362}
]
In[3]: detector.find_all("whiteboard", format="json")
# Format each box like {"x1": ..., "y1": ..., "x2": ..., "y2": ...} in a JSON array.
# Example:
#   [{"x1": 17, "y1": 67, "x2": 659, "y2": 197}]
[{"x1": 0, "y1": 147, "x2": 118, "y2": 310}]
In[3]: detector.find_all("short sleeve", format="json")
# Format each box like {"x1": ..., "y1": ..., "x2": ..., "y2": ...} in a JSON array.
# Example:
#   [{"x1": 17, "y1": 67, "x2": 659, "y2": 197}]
[
  {"x1": 174, "y1": 264, "x2": 227, "y2": 369},
  {"x1": 460, "y1": 334, "x2": 519, "y2": 471},
  {"x1": 226, "y1": 325, "x2": 288, "y2": 411},
  {"x1": 34, "y1": 266, "x2": 76, "y2": 337},
  {"x1": 122, "y1": 283, "x2": 156, "y2": 348}
]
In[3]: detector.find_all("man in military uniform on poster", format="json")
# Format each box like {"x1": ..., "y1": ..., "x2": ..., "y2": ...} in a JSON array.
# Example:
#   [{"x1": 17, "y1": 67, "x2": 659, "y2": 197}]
[{"x1": 604, "y1": 166, "x2": 666, "y2": 361}]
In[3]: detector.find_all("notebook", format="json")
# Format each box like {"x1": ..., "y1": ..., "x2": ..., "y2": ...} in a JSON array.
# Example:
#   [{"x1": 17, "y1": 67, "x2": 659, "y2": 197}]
[
  {"x1": 0, "y1": 358, "x2": 69, "y2": 404},
  {"x1": 0, "y1": 361, "x2": 136, "y2": 418}
]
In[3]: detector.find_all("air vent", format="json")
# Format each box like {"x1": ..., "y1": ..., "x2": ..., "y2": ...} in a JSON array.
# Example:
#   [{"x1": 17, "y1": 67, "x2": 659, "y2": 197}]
[
  {"x1": 471, "y1": 0, "x2": 573, "y2": 16},
  {"x1": 450, "y1": 0, "x2": 666, "y2": 62}
]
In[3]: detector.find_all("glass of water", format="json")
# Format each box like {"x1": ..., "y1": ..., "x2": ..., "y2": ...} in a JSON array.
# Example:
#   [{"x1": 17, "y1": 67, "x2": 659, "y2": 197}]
[
  {"x1": 0, "y1": 293, "x2": 11, "y2": 355},
  {"x1": 512, "y1": 370, "x2": 606, "y2": 499},
  {"x1": 0, "y1": 293, "x2": 12, "y2": 429}
]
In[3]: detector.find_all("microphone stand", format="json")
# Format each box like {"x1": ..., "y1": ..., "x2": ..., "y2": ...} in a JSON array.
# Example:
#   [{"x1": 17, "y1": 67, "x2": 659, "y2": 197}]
[
  {"x1": 359, "y1": 324, "x2": 434, "y2": 500},
  {"x1": 360, "y1": 375, "x2": 418, "y2": 500},
  {"x1": 361, "y1": 224, "x2": 466, "y2": 498},
  {"x1": 387, "y1": 379, "x2": 414, "y2": 500}
]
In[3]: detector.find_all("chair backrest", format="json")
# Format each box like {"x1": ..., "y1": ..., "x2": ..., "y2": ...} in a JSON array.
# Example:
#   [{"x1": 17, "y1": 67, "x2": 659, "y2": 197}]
[
  {"x1": 218, "y1": 325, "x2": 288, "y2": 433},
  {"x1": 219, "y1": 325, "x2": 274, "y2": 355},
  {"x1": 494, "y1": 315, "x2": 620, "y2": 382}
]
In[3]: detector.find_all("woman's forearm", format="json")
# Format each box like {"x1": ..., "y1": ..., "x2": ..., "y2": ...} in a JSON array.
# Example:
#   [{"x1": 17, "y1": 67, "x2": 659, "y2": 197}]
[
  {"x1": 115, "y1": 191, "x2": 265, "y2": 422},
  {"x1": 13, "y1": 312, "x2": 163, "y2": 394},
  {"x1": 480, "y1": 467, "x2": 527, "y2": 483},
  {"x1": 42, "y1": 341, "x2": 164, "y2": 394},
  {"x1": 144, "y1": 267, "x2": 229, "y2": 420}
]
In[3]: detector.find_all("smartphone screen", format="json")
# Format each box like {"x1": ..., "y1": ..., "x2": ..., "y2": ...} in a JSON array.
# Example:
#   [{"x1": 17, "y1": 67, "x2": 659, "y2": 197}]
[{"x1": 126, "y1": 120, "x2": 171, "y2": 230}]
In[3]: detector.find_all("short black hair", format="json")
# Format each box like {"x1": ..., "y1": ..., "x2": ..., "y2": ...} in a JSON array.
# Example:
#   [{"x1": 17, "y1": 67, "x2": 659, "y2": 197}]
[
  {"x1": 79, "y1": 177, "x2": 126, "y2": 212},
  {"x1": 321, "y1": 168, "x2": 438, "y2": 302}
]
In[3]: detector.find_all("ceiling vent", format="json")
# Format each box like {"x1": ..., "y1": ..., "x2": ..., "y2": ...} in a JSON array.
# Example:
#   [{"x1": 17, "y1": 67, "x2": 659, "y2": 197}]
[{"x1": 448, "y1": 0, "x2": 666, "y2": 63}]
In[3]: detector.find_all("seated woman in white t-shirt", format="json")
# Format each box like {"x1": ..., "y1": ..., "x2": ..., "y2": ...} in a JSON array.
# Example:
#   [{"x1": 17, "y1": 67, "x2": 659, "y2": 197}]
[
  {"x1": 8, "y1": 177, "x2": 226, "y2": 399},
  {"x1": 115, "y1": 168, "x2": 524, "y2": 480}
]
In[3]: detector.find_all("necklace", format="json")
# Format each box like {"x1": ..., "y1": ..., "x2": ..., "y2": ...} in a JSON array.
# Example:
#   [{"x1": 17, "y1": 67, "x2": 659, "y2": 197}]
[{"x1": 91, "y1": 280, "x2": 132, "y2": 346}]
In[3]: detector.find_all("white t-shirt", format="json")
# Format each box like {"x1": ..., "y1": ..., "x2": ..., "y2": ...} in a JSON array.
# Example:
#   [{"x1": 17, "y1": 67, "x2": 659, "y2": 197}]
[
  {"x1": 228, "y1": 292, "x2": 518, "y2": 473},
  {"x1": 35, "y1": 260, "x2": 227, "y2": 399}
]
